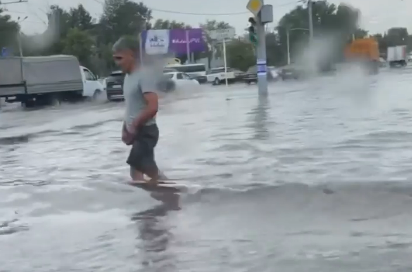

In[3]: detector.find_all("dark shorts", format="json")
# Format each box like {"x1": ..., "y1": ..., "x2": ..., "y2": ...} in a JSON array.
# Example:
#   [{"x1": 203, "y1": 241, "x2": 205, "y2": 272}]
[{"x1": 127, "y1": 124, "x2": 159, "y2": 174}]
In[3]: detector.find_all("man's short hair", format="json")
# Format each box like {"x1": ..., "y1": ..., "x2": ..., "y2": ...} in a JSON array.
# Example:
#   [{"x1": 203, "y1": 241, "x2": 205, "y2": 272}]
[{"x1": 112, "y1": 36, "x2": 140, "y2": 55}]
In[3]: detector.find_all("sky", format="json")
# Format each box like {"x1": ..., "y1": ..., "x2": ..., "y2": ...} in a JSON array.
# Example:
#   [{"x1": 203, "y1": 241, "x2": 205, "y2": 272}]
[{"x1": 1, "y1": 0, "x2": 411, "y2": 36}]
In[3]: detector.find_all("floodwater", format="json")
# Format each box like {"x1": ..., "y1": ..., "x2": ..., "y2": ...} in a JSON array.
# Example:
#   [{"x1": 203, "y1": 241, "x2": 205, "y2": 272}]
[{"x1": 2, "y1": 67, "x2": 412, "y2": 271}]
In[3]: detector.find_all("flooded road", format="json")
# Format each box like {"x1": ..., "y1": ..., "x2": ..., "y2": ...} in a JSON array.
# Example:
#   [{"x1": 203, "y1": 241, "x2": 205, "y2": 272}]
[{"x1": 2, "y1": 69, "x2": 412, "y2": 271}]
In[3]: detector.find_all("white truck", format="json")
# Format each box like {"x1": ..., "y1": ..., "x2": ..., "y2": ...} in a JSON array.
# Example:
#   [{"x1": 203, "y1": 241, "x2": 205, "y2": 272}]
[
  {"x1": 206, "y1": 67, "x2": 243, "y2": 85},
  {"x1": 0, "y1": 55, "x2": 104, "y2": 107},
  {"x1": 387, "y1": 46, "x2": 407, "y2": 67}
]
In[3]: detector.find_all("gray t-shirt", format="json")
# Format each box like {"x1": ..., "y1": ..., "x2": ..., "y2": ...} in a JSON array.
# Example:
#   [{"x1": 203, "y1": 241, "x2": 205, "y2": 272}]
[{"x1": 123, "y1": 68, "x2": 157, "y2": 131}]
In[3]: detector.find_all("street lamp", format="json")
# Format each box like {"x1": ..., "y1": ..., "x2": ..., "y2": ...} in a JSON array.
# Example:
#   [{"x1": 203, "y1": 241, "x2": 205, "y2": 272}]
[
  {"x1": 286, "y1": 27, "x2": 309, "y2": 65},
  {"x1": 16, "y1": 16, "x2": 27, "y2": 57}
]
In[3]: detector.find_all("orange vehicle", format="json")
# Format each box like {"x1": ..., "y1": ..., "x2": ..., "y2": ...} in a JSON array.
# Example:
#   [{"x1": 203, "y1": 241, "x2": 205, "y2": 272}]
[{"x1": 344, "y1": 37, "x2": 379, "y2": 74}]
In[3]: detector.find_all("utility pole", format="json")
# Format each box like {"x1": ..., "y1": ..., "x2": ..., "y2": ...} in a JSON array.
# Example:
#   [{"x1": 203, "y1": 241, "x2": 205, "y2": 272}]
[
  {"x1": 247, "y1": 0, "x2": 273, "y2": 95},
  {"x1": 16, "y1": 16, "x2": 27, "y2": 57},
  {"x1": 308, "y1": 0, "x2": 314, "y2": 42},
  {"x1": 256, "y1": 14, "x2": 267, "y2": 94}
]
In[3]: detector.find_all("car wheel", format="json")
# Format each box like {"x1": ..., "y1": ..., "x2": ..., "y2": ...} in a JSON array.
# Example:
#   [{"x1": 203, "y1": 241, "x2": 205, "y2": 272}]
[
  {"x1": 92, "y1": 89, "x2": 101, "y2": 100},
  {"x1": 167, "y1": 81, "x2": 175, "y2": 92},
  {"x1": 213, "y1": 78, "x2": 220, "y2": 85},
  {"x1": 49, "y1": 94, "x2": 61, "y2": 106}
]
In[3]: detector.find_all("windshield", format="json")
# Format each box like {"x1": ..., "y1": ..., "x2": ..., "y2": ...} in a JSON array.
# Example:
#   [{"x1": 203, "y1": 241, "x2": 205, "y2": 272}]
[{"x1": 164, "y1": 73, "x2": 174, "y2": 79}]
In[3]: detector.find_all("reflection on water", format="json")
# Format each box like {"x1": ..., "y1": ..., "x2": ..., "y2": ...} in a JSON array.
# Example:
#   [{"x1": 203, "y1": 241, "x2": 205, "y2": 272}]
[
  {"x1": 131, "y1": 193, "x2": 180, "y2": 271},
  {"x1": 4, "y1": 72, "x2": 412, "y2": 271},
  {"x1": 249, "y1": 93, "x2": 270, "y2": 140}
]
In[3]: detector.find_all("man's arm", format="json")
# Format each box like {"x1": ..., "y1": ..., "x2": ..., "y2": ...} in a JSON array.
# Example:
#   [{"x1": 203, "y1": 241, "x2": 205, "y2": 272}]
[
  {"x1": 122, "y1": 121, "x2": 132, "y2": 145},
  {"x1": 132, "y1": 92, "x2": 158, "y2": 128},
  {"x1": 132, "y1": 76, "x2": 159, "y2": 128}
]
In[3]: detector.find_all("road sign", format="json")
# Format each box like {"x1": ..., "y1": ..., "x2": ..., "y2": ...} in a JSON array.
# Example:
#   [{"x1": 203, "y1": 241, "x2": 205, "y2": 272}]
[
  {"x1": 1, "y1": 47, "x2": 8, "y2": 57},
  {"x1": 209, "y1": 28, "x2": 236, "y2": 41},
  {"x1": 246, "y1": 0, "x2": 263, "y2": 17},
  {"x1": 257, "y1": 59, "x2": 267, "y2": 75}
]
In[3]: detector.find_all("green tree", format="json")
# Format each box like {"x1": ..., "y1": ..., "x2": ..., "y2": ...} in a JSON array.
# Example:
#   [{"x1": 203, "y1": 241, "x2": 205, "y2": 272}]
[
  {"x1": 372, "y1": 33, "x2": 387, "y2": 56},
  {"x1": 0, "y1": 9, "x2": 20, "y2": 54},
  {"x1": 226, "y1": 39, "x2": 255, "y2": 71},
  {"x1": 151, "y1": 19, "x2": 189, "y2": 29},
  {"x1": 201, "y1": 20, "x2": 231, "y2": 31},
  {"x1": 46, "y1": 5, "x2": 71, "y2": 39},
  {"x1": 200, "y1": 20, "x2": 233, "y2": 60},
  {"x1": 67, "y1": 4, "x2": 94, "y2": 31},
  {"x1": 276, "y1": 1, "x2": 367, "y2": 67},
  {"x1": 62, "y1": 28, "x2": 94, "y2": 66},
  {"x1": 266, "y1": 32, "x2": 284, "y2": 66},
  {"x1": 370, "y1": 28, "x2": 409, "y2": 58},
  {"x1": 98, "y1": 0, "x2": 151, "y2": 45},
  {"x1": 386, "y1": 27, "x2": 408, "y2": 46}
]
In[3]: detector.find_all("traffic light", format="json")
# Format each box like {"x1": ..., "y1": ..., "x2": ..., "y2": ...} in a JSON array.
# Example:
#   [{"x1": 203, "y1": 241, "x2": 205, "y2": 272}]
[{"x1": 248, "y1": 17, "x2": 257, "y2": 45}]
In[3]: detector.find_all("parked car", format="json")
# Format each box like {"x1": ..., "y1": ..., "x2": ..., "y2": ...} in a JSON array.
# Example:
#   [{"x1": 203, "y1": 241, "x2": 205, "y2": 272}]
[
  {"x1": 98, "y1": 77, "x2": 107, "y2": 92},
  {"x1": 243, "y1": 65, "x2": 277, "y2": 84},
  {"x1": 206, "y1": 67, "x2": 237, "y2": 85},
  {"x1": 106, "y1": 70, "x2": 124, "y2": 101},
  {"x1": 106, "y1": 69, "x2": 184, "y2": 101},
  {"x1": 163, "y1": 72, "x2": 200, "y2": 89},
  {"x1": 278, "y1": 64, "x2": 304, "y2": 80},
  {"x1": 191, "y1": 74, "x2": 208, "y2": 84}
]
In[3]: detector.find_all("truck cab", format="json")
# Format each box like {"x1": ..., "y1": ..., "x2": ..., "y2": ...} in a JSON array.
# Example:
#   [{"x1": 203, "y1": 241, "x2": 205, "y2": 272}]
[
  {"x1": 344, "y1": 38, "x2": 380, "y2": 74},
  {"x1": 80, "y1": 66, "x2": 104, "y2": 99}
]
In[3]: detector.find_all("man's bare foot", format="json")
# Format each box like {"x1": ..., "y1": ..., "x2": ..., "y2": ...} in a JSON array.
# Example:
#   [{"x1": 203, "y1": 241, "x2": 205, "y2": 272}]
[
  {"x1": 147, "y1": 178, "x2": 158, "y2": 186},
  {"x1": 128, "y1": 179, "x2": 146, "y2": 185},
  {"x1": 158, "y1": 170, "x2": 167, "y2": 180},
  {"x1": 128, "y1": 178, "x2": 158, "y2": 186}
]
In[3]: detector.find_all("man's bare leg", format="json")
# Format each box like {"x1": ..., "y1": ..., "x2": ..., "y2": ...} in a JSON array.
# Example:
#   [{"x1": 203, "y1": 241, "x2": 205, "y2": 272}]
[
  {"x1": 158, "y1": 169, "x2": 168, "y2": 180},
  {"x1": 130, "y1": 167, "x2": 144, "y2": 182},
  {"x1": 145, "y1": 167, "x2": 159, "y2": 185}
]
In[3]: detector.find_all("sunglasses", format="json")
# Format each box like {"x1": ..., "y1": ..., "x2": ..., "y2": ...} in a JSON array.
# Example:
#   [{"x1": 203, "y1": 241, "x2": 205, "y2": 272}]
[{"x1": 113, "y1": 56, "x2": 123, "y2": 60}]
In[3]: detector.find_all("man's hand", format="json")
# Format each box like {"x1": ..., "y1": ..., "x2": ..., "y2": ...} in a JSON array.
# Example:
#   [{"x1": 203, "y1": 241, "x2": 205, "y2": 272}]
[
  {"x1": 122, "y1": 123, "x2": 134, "y2": 145},
  {"x1": 122, "y1": 129, "x2": 133, "y2": 145}
]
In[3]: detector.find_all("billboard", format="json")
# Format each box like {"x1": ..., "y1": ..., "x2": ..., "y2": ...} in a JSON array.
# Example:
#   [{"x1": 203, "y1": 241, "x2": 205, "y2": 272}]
[{"x1": 141, "y1": 28, "x2": 207, "y2": 55}]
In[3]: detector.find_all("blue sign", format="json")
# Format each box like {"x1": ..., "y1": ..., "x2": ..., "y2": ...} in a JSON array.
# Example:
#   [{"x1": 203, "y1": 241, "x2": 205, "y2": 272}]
[
  {"x1": 1, "y1": 47, "x2": 7, "y2": 57},
  {"x1": 257, "y1": 59, "x2": 267, "y2": 75}
]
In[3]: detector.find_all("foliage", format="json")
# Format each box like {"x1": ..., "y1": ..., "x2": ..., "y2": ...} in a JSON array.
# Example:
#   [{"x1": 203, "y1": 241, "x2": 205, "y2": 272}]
[
  {"x1": 275, "y1": 1, "x2": 368, "y2": 66},
  {"x1": 151, "y1": 19, "x2": 190, "y2": 30},
  {"x1": 6, "y1": 0, "x2": 412, "y2": 75},
  {"x1": 200, "y1": 20, "x2": 232, "y2": 59},
  {"x1": 67, "y1": 4, "x2": 94, "y2": 31},
  {"x1": 98, "y1": 0, "x2": 151, "y2": 45},
  {"x1": 62, "y1": 28, "x2": 94, "y2": 66},
  {"x1": 0, "y1": 9, "x2": 20, "y2": 54},
  {"x1": 226, "y1": 39, "x2": 255, "y2": 71}
]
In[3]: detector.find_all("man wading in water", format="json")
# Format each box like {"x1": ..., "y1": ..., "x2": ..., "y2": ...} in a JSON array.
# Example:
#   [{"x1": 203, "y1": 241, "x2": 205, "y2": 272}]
[{"x1": 113, "y1": 36, "x2": 163, "y2": 185}]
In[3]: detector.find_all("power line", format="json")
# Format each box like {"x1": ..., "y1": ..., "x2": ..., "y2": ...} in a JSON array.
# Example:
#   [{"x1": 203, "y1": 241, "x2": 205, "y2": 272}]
[
  {"x1": 149, "y1": 8, "x2": 248, "y2": 16},
  {"x1": 149, "y1": 1, "x2": 299, "y2": 16},
  {"x1": 3, "y1": 8, "x2": 47, "y2": 24},
  {"x1": 27, "y1": 2, "x2": 47, "y2": 25},
  {"x1": 0, "y1": 0, "x2": 27, "y2": 5},
  {"x1": 89, "y1": 0, "x2": 299, "y2": 16}
]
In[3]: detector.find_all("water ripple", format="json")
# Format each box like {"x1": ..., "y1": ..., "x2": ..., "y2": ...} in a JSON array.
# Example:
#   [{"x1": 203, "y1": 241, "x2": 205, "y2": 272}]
[{"x1": 2, "y1": 72, "x2": 412, "y2": 271}]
